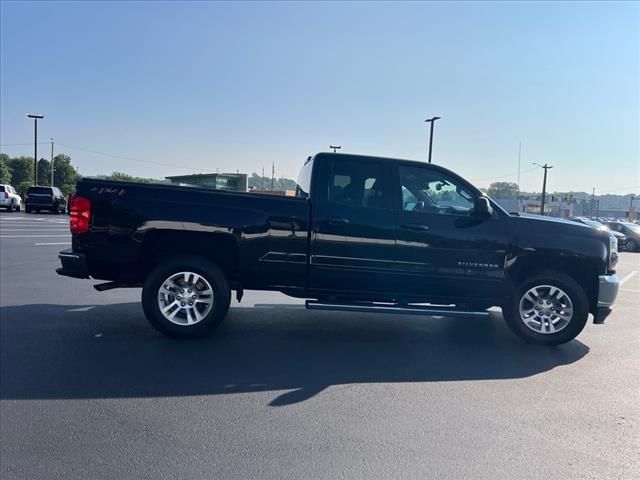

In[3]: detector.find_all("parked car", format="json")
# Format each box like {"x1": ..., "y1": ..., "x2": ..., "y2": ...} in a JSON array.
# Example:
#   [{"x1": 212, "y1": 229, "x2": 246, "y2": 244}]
[
  {"x1": 57, "y1": 152, "x2": 620, "y2": 345},
  {"x1": 25, "y1": 186, "x2": 67, "y2": 214},
  {"x1": 569, "y1": 217, "x2": 627, "y2": 251},
  {"x1": 0, "y1": 184, "x2": 22, "y2": 212},
  {"x1": 606, "y1": 221, "x2": 640, "y2": 252}
]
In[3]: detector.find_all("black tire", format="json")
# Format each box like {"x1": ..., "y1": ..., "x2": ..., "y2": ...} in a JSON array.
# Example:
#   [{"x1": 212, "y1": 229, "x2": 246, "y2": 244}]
[
  {"x1": 502, "y1": 271, "x2": 589, "y2": 345},
  {"x1": 142, "y1": 255, "x2": 231, "y2": 338},
  {"x1": 25, "y1": 206, "x2": 32, "y2": 213}
]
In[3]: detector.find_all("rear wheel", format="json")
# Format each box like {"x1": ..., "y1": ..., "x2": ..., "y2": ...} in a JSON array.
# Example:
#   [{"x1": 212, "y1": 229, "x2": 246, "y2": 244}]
[
  {"x1": 142, "y1": 256, "x2": 231, "y2": 338},
  {"x1": 503, "y1": 271, "x2": 589, "y2": 345}
]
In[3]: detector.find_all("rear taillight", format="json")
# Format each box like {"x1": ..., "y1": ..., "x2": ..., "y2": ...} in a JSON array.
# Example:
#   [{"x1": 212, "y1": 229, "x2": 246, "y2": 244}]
[{"x1": 70, "y1": 195, "x2": 91, "y2": 234}]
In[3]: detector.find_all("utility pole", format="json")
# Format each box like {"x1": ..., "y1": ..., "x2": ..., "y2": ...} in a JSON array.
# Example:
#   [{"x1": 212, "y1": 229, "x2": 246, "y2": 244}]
[
  {"x1": 50, "y1": 138, "x2": 54, "y2": 187},
  {"x1": 271, "y1": 161, "x2": 275, "y2": 191},
  {"x1": 424, "y1": 116, "x2": 441, "y2": 163},
  {"x1": 27, "y1": 114, "x2": 44, "y2": 185},
  {"x1": 533, "y1": 163, "x2": 553, "y2": 216},
  {"x1": 261, "y1": 167, "x2": 264, "y2": 190},
  {"x1": 629, "y1": 196, "x2": 636, "y2": 220}
]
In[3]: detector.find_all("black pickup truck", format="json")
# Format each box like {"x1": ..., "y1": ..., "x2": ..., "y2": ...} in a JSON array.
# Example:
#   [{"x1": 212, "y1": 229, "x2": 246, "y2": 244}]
[{"x1": 57, "y1": 152, "x2": 620, "y2": 345}]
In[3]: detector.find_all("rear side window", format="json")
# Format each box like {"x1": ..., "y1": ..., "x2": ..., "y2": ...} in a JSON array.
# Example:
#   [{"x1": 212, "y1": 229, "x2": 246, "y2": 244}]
[
  {"x1": 0, "y1": 186, "x2": 5, "y2": 192},
  {"x1": 329, "y1": 159, "x2": 389, "y2": 209}
]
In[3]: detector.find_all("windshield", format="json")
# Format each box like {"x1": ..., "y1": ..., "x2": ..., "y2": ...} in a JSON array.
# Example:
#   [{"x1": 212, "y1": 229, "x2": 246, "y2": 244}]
[
  {"x1": 581, "y1": 219, "x2": 607, "y2": 230},
  {"x1": 625, "y1": 224, "x2": 640, "y2": 234}
]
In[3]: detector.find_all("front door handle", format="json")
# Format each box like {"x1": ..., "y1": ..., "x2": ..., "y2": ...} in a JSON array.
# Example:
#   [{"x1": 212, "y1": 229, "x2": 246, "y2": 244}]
[{"x1": 401, "y1": 223, "x2": 430, "y2": 231}]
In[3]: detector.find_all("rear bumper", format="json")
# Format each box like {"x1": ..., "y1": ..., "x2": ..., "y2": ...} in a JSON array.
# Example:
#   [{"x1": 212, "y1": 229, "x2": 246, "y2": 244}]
[
  {"x1": 56, "y1": 249, "x2": 90, "y2": 279},
  {"x1": 594, "y1": 274, "x2": 619, "y2": 324}
]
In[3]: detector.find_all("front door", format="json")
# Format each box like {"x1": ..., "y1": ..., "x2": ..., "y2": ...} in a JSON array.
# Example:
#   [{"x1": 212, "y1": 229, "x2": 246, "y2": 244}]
[
  {"x1": 309, "y1": 156, "x2": 397, "y2": 297},
  {"x1": 392, "y1": 163, "x2": 511, "y2": 304}
]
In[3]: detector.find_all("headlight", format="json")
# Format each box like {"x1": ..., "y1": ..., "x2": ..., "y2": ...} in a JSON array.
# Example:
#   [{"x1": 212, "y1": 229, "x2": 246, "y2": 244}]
[{"x1": 609, "y1": 234, "x2": 618, "y2": 271}]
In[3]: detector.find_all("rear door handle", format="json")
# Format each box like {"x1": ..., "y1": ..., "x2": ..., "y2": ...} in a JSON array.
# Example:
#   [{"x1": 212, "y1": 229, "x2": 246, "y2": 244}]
[
  {"x1": 329, "y1": 217, "x2": 350, "y2": 224},
  {"x1": 401, "y1": 223, "x2": 430, "y2": 231}
]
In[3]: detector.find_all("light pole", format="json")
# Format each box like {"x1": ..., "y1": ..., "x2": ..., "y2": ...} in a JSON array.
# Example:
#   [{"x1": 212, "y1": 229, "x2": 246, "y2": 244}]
[
  {"x1": 533, "y1": 163, "x2": 553, "y2": 216},
  {"x1": 424, "y1": 116, "x2": 441, "y2": 163},
  {"x1": 330, "y1": 145, "x2": 341, "y2": 153},
  {"x1": 50, "y1": 138, "x2": 55, "y2": 187},
  {"x1": 27, "y1": 114, "x2": 44, "y2": 185}
]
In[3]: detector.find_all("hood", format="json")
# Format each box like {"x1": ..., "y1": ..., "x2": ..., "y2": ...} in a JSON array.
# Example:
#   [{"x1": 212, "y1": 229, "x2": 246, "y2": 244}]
[
  {"x1": 513, "y1": 213, "x2": 611, "y2": 240},
  {"x1": 516, "y1": 213, "x2": 584, "y2": 227}
]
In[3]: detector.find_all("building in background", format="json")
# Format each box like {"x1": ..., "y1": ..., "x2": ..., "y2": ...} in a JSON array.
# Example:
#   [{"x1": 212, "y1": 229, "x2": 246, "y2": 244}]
[{"x1": 165, "y1": 173, "x2": 248, "y2": 192}]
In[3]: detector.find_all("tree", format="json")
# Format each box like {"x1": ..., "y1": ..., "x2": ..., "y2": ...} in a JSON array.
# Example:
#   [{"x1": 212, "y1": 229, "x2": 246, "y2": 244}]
[
  {"x1": 7, "y1": 156, "x2": 34, "y2": 186},
  {"x1": 37, "y1": 158, "x2": 51, "y2": 186},
  {"x1": 487, "y1": 182, "x2": 519, "y2": 199},
  {"x1": 52, "y1": 154, "x2": 79, "y2": 191},
  {"x1": 248, "y1": 172, "x2": 296, "y2": 191},
  {"x1": 0, "y1": 154, "x2": 11, "y2": 184},
  {"x1": 101, "y1": 171, "x2": 154, "y2": 183}
]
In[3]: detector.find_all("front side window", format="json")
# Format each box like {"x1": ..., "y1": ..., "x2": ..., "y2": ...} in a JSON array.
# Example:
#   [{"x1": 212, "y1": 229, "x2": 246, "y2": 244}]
[
  {"x1": 329, "y1": 159, "x2": 388, "y2": 209},
  {"x1": 398, "y1": 165, "x2": 475, "y2": 216}
]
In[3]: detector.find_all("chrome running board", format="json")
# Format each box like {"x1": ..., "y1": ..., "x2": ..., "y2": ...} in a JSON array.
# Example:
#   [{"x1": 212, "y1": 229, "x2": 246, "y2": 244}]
[{"x1": 305, "y1": 300, "x2": 490, "y2": 318}]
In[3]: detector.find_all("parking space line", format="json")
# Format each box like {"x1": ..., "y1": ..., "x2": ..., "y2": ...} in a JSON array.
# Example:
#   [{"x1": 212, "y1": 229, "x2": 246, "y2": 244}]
[
  {"x1": 619, "y1": 271, "x2": 638, "y2": 286},
  {"x1": 0, "y1": 235, "x2": 71, "y2": 238}
]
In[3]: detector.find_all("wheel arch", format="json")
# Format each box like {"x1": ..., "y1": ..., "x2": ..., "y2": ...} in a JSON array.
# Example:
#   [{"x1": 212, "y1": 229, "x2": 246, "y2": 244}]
[
  {"x1": 139, "y1": 230, "x2": 241, "y2": 286},
  {"x1": 507, "y1": 254, "x2": 599, "y2": 314}
]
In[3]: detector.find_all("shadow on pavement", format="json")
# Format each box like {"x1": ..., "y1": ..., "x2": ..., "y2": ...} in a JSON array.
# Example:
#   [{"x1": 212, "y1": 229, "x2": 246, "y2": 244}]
[{"x1": 0, "y1": 302, "x2": 590, "y2": 406}]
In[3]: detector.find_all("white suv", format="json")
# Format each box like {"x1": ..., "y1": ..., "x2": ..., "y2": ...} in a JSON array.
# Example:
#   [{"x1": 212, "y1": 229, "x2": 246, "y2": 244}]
[{"x1": 0, "y1": 184, "x2": 22, "y2": 212}]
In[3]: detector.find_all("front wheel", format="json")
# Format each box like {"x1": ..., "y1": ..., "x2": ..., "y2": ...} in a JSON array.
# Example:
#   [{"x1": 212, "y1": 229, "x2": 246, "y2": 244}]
[
  {"x1": 142, "y1": 256, "x2": 231, "y2": 338},
  {"x1": 502, "y1": 272, "x2": 589, "y2": 345}
]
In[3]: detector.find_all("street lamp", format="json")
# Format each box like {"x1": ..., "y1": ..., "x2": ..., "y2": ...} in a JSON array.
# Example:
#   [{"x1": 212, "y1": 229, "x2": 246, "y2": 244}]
[
  {"x1": 330, "y1": 145, "x2": 342, "y2": 153},
  {"x1": 27, "y1": 114, "x2": 44, "y2": 185},
  {"x1": 533, "y1": 163, "x2": 553, "y2": 216},
  {"x1": 424, "y1": 116, "x2": 441, "y2": 164}
]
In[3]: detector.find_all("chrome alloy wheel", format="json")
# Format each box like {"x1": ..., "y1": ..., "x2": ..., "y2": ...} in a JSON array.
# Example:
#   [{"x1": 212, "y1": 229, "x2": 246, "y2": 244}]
[
  {"x1": 518, "y1": 284, "x2": 573, "y2": 334},
  {"x1": 157, "y1": 271, "x2": 214, "y2": 326}
]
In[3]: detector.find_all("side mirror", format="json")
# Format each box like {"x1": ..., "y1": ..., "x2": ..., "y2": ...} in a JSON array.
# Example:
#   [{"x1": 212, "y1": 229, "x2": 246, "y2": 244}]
[{"x1": 474, "y1": 197, "x2": 493, "y2": 218}]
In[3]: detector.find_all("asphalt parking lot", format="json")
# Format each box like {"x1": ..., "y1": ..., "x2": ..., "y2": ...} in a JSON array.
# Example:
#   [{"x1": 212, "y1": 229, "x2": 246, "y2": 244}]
[{"x1": 1, "y1": 211, "x2": 638, "y2": 479}]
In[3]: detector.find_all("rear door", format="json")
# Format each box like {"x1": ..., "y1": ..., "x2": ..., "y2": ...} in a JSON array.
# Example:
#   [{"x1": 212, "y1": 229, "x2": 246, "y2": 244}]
[{"x1": 309, "y1": 156, "x2": 397, "y2": 296}]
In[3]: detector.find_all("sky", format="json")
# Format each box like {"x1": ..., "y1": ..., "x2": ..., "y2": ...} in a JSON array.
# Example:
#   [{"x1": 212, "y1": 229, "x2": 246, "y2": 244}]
[{"x1": 1, "y1": 1, "x2": 638, "y2": 193}]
